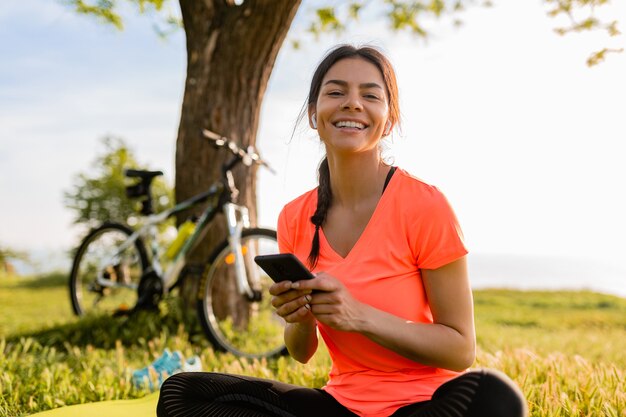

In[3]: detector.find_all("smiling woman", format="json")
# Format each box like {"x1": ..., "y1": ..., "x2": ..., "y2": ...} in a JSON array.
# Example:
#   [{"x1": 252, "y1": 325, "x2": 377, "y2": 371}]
[
  {"x1": 304, "y1": 47, "x2": 401, "y2": 269},
  {"x1": 312, "y1": 58, "x2": 391, "y2": 157},
  {"x1": 155, "y1": 44, "x2": 528, "y2": 417}
]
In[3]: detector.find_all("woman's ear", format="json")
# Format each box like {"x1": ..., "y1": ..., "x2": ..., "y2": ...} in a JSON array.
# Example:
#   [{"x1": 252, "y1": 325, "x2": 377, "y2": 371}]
[
  {"x1": 383, "y1": 120, "x2": 392, "y2": 136},
  {"x1": 310, "y1": 112, "x2": 317, "y2": 129}
]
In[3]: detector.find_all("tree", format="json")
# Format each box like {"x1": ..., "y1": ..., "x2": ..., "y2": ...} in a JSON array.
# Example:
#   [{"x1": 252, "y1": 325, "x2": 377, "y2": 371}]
[
  {"x1": 65, "y1": 0, "x2": 622, "y2": 212},
  {"x1": 65, "y1": 0, "x2": 621, "y2": 275},
  {"x1": 0, "y1": 245, "x2": 28, "y2": 276},
  {"x1": 64, "y1": 136, "x2": 173, "y2": 230}
]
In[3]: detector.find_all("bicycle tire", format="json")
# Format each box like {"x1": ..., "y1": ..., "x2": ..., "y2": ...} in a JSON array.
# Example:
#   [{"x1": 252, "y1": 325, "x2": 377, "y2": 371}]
[
  {"x1": 69, "y1": 222, "x2": 149, "y2": 316},
  {"x1": 197, "y1": 228, "x2": 288, "y2": 359}
]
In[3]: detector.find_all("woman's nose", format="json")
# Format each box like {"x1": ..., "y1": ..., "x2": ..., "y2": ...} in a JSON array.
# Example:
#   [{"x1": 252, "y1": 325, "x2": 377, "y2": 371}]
[{"x1": 341, "y1": 92, "x2": 363, "y2": 111}]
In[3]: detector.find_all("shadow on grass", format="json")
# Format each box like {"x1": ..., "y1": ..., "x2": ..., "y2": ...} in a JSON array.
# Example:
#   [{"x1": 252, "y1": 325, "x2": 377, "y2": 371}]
[
  {"x1": 6, "y1": 297, "x2": 209, "y2": 350},
  {"x1": 11, "y1": 271, "x2": 68, "y2": 289}
]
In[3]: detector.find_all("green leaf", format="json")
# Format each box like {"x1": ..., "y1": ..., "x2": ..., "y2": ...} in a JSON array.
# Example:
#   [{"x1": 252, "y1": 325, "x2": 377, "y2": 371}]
[
  {"x1": 586, "y1": 47, "x2": 624, "y2": 66},
  {"x1": 577, "y1": 17, "x2": 599, "y2": 31},
  {"x1": 607, "y1": 20, "x2": 620, "y2": 37},
  {"x1": 428, "y1": 0, "x2": 445, "y2": 16},
  {"x1": 586, "y1": 48, "x2": 606, "y2": 66},
  {"x1": 349, "y1": 2, "x2": 363, "y2": 20},
  {"x1": 315, "y1": 7, "x2": 344, "y2": 32},
  {"x1": 72, "y1": 0, "x2": 124, "y2": 30},
  {"x1": 386, "y1": 1, "x2": 429, "y2": 36}
]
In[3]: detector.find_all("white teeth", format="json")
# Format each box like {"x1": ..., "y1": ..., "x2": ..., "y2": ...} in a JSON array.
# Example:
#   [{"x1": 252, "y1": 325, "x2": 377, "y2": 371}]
[{"x1": 335, "y1": 121, "x2": 365, "y2": 129}]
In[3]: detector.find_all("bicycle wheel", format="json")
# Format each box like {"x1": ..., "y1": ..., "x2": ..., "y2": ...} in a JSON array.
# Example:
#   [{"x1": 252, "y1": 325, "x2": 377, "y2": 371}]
[
  {"x1": 70, "y1": 223, "x2": 149, "y2": 316},
  {"x1": 197, "y1": 228, "x2": 288, "y2": 358}
]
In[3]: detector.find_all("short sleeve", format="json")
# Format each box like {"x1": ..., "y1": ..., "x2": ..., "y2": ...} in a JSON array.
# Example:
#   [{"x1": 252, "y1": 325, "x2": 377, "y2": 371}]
[
  {"x1": 412, "y1": 189, "x2": 468, "y2": 270},
  {"x1": 277, "y1": 207, "x2": 294, "y2": 254}
]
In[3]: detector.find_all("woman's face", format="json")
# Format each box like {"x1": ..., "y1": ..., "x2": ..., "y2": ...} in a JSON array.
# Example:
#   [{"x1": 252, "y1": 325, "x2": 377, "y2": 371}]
[{"x1": 312, "y1": 57, "x2": 390, "y2": 157}]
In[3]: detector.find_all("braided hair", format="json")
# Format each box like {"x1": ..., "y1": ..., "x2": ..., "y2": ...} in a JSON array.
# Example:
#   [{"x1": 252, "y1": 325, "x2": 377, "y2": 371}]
[{"x1": 304, "y1": 45, "x2": 401, "y2": 268}]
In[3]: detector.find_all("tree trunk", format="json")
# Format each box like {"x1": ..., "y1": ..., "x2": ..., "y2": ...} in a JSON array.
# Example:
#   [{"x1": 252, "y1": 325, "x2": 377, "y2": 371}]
[{"x1": 175, "y1": 0, "x2": 301, "y2": 311}]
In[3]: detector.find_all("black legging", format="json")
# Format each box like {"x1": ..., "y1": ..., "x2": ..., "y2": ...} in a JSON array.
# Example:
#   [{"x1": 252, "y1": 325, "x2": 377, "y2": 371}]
[{"x1": 157, "y1": 369, "x2": 527, "y2": 417}]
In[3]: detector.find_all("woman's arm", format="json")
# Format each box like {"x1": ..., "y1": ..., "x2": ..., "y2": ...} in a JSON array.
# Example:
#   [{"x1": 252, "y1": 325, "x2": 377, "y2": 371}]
[
  {"x1": 284, "y1": 319, "x2": 318, "y2": 363},
  {"x1": 294, "y1": 256, "x2": 475, "y2": 371},
  {"x1": 361, "y1": 256, "x2": 475, "y2": 370},
  {"x1": 270, "y1": 280, "x2": 319, "y2": 363}
]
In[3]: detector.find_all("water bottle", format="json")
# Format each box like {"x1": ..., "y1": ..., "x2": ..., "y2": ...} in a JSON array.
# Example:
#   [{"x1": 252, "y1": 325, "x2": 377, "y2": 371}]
[{"x1": 165, "y1": 220, "x2": 196, "y2": 259}]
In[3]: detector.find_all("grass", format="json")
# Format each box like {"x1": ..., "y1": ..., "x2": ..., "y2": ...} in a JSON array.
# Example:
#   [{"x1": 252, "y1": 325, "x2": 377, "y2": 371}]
[{"x1": 1, "y1": 271, "x2": 625, "y2": 416}]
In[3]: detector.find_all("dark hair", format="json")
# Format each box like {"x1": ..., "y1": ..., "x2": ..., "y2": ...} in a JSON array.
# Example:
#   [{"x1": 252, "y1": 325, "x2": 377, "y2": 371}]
[{"x1": 305, "y1": 45, "x2": 401, "y2": 268}]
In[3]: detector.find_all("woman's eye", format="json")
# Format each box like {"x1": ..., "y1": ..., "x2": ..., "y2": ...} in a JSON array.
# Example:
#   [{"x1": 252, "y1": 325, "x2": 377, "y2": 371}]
[
  {"x1": 328, "y1": 91, "x2": 343, "y2": 96},
  {"x1": 364, "y1": 94, "x2": 379, "y2": 100}
]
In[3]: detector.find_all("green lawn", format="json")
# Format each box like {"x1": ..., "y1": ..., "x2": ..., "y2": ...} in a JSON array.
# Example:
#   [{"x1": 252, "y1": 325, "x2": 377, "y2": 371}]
[{"x1": 1, "y1": 271, "x2": 625, "y2": 417}]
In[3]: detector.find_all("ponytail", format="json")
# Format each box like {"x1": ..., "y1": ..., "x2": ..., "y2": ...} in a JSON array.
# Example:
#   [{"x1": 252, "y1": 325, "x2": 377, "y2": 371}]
[{"x1": 307, "y1": 157, "x2": 332, "y2": 269}]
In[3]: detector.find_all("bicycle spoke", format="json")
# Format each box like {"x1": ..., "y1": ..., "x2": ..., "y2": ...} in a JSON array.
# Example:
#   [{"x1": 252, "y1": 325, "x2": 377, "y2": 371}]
[
  {"x1": 70, "y1": 224, "x2": 146, "y2": 316},
  {"x1": 198, "y1": 229, "x2": 286, "y2": 359}
]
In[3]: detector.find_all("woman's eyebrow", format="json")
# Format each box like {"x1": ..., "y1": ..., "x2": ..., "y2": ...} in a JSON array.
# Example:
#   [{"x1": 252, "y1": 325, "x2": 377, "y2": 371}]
[{"x1": 324, "y1": 80, "x2": 384, "y2": 90}]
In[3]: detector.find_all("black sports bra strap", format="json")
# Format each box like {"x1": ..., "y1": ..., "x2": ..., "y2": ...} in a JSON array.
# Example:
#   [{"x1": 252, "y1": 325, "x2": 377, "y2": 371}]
[{"x1": 382, "y1": 166, "x2": 397, "y2": 193}]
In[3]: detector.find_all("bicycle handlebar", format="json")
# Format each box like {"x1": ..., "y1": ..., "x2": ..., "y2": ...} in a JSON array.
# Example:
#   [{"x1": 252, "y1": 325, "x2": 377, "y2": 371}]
[{"x1": 201, "y1": 129, "x2": 275, "y2": 174}]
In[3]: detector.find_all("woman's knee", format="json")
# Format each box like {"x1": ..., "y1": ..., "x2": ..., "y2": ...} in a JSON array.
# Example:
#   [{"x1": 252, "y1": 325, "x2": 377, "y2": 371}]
[
  {"x1": 157, "y1": 372, "x2": 213, "y2": 417},
  {"x1": 160, "y1": 372, "x2": 196, "y2": 394},
  {"x1": 470, "y1": 369, "x2": 528, "y2": 417}
]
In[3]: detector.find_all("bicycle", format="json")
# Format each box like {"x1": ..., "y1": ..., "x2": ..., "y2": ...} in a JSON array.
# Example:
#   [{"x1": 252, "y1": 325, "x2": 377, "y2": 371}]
[{"x1": 69, "y1": 129, "x2": 286, "y2": 359}]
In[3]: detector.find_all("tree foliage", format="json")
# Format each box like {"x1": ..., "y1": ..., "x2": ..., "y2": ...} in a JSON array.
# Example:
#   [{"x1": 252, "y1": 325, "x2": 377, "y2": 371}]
[
  {"x1": 0, "y1": 245, "x2": 29, "y2": 276},
  {"x1": 63, "y1": 0, "x2": 622, "y2": 66},
  {"x1": 0, "y1": 246, "x2": 28, "y2": 267},
  {"x1": 544, "y1": 0, "x2": 623, "y2": 65},
  {"x1": 63, "y1": 137, "x2": 173, "y2": 228},
  {"x1": 69, "y1": 0, "x2": 182, "y2": 36}
]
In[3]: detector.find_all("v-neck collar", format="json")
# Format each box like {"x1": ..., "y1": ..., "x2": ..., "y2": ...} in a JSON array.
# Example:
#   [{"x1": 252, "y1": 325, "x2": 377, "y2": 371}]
[{"x1": 318, "y1": 168, "x2": 399, "y2": 262}]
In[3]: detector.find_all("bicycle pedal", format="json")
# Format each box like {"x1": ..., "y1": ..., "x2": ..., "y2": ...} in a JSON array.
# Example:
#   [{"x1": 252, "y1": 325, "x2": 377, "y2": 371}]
[{"x1": 120, "y1": 270, "x2": 162, "y2": 313}]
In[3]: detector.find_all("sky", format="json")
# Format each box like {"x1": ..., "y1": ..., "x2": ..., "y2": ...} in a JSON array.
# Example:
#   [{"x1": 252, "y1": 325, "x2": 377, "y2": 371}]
[{"x1": 1, "y1": 1, "x2": 625, "y2": 296}]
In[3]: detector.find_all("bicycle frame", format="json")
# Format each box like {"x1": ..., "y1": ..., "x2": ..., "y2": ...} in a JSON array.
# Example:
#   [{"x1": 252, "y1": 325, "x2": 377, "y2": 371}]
[
  {"x1": 92, "y1": 129, "x2": 270, "y2": 304},
  {"x1": 95, "y1": 182, "x2": 259, "y2": 299},
  {"x1": 70, "y1": 129, "x2": 283, "y2": 356}
]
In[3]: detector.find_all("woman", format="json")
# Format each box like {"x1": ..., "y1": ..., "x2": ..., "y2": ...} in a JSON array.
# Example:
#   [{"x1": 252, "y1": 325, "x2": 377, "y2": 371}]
[{"x1": 157, "y1": 44, "x2": 528, "y2": 417}]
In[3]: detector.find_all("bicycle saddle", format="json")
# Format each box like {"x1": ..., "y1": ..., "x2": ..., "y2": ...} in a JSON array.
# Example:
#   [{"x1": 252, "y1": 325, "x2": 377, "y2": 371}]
[{"x1": 125, "y1": 169, "x2": 164, "y2": 180}]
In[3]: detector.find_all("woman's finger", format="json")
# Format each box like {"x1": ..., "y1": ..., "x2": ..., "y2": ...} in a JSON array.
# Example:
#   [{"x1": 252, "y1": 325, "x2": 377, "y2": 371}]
[
  {"x1": 283, "y1": 305, "x2": 313, "y2": 323},
  {"x1": 308, "y1": 303, "x2": 336, "y2": 316},
  {"x1": 269, "y1": 280, "x2": 292, "y2": 296},
  {"x1": 275, "y1": 293, "x2": 312, "y2": 318},
  {"x1": 271, "y1": 288, "x2": 311, "y2": 308},
  {"x1": 291, "y1": 274, "x2": 339, "y2": 292}
]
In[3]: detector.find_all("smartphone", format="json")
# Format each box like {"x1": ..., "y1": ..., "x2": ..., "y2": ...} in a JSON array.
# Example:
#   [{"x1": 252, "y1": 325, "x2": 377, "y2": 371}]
[{"x1": 254, "y1": 253, "x2": 314, "y2": 283}]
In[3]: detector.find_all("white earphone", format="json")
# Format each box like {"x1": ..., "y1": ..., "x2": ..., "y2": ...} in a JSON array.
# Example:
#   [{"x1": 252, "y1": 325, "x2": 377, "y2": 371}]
[{"x1": 311, "y1": 113, "x2": 317, "y2": 129}]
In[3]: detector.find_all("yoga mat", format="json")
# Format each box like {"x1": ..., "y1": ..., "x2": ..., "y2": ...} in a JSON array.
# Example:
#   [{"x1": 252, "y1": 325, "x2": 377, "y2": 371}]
[{"x1": 27, "y1": 393, "x2": 159, "y2": 417}]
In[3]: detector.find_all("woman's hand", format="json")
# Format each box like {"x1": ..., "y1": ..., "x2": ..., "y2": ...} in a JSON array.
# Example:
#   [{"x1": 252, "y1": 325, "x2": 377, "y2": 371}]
[
  {"x1": 291, "y1": 272, "x2": 366, "y2": 332},
  {"x1": 269, "y1": 281, "x2": 314, "y2": 324}
]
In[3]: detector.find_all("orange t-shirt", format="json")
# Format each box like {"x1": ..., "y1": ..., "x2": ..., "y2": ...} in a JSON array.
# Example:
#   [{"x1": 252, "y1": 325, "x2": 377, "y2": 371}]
[{"x1": 277, "y1": 168, "x2": 468, "y2": 417}]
